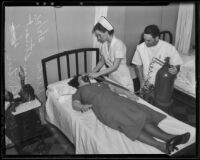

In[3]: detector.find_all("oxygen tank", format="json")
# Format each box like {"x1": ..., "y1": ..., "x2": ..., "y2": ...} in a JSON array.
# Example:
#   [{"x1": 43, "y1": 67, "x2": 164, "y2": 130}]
[{"x1": 154, "y1": 57, "x2": 176, "y2": 111}]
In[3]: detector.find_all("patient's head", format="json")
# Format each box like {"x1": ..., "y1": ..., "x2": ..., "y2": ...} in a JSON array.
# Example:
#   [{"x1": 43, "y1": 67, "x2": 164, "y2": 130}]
[{"x1": 68, "y1": 75, "x2": 90, "y2": 89}]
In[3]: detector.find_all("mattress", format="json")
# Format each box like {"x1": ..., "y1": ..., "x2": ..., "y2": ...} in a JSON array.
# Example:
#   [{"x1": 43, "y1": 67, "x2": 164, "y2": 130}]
[
  {"x1": 45, "y1": 79, "x2": 196, "y2": 154},
  {"x1": 174, "y1": 54, "x2": 196, "y2": 98}
]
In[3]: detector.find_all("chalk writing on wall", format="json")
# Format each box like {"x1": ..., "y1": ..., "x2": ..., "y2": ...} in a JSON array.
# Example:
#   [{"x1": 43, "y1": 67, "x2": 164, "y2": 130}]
[
  {"x1": 6, "y1": 54, "x2": 20, "y2": 94},
  {"x1": 9, "y1": 22, "x2": 22, "y2": 48},
  {"x1": 24, "y1": 13, "x2": 49, "y2": 62},
  {"x1": 35, "y1": 63, "x2": 44, "y2": 95},
  {"x1": 7, "y1": 11, "x2": 49, "y2": 96}
]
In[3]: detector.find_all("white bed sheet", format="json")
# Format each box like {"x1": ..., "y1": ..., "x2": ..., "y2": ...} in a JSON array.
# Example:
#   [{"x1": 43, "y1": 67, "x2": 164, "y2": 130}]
[
  {"x1": 45, "y1": 88, "x2": 196, "y2": 154},
  {"x1": 174, "y1": 54, "x2": 196, "y2": 98}
]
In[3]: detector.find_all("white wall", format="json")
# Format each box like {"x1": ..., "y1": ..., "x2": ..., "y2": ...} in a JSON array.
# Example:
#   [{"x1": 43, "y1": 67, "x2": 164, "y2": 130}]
[
  {"x1": 5, "y1": 6, "x2": 95, "y2": 103},
  {"x1": 124, "y1": 6, "x2": 163, "y2": 65},
  {"x1": 161, "y1": 3, "x2": 179, "y2": 44},
  {"x1": 4, "y1": 5, "x2": 184, "y2": 103},
  {"x1": 108, "y1": 5, "x2": 179, "y2": 65},
  {"x1": 5, "y1": 7, "x2": 58, "y2": 102},
  {"x1": 107, "y1": 7, "x2": 126, "y2": 42},
  {"x1": 56, "y1": 6, "x2": 94, "y2": 52}
]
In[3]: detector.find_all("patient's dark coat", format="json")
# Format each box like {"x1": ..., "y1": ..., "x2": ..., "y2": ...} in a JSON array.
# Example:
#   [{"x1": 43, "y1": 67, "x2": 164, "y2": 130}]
[{"x1": 72, "y1": 83, "x2": 166, "y2": 141}]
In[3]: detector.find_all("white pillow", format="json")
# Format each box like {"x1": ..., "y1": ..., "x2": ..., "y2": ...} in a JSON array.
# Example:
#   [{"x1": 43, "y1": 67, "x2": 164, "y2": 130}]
[
  {"x1": 47, "y1": 78, "x2": 72, "y2": 90},
  {"x1": 57, "y1": 85, "x2": 77, "y2": 95},
  {"x1": 47, "y1": 76, "x2": 97, "y2": 97},
  {"x1": 47, "y1": 78, "x2": 77, "y2": 96}
]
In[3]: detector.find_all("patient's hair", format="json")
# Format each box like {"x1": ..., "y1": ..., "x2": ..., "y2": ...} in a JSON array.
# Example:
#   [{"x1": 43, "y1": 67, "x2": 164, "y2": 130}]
[
  {"x1": 68, "y1": 75, "x2": 80, "y2": 89},
  {"x1": 144, "y1": 24, "x2": 160, "y2": 38}
]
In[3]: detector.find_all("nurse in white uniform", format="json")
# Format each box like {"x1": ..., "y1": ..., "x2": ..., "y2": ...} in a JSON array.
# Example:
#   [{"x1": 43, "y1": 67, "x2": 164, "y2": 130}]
[{"x1": 89, "y1": 16, "x2": 134, "y2": 92}]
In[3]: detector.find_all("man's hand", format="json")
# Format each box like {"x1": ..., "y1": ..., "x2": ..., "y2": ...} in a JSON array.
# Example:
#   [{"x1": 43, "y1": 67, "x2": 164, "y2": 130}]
[{"x1": 168, "y1": 66, "x2": 178, "y2": 75}]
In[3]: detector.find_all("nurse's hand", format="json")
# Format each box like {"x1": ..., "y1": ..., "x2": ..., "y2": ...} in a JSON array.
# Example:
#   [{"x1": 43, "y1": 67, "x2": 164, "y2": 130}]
[
  {"x1": 129, "y1": 94, "x2": 139, "y2": 101},
  {"x1": 168, "y1": 66, "x2": 178, "y2": 75},
  {"x1": 88, "y1": 72, "x2": 100, "y2": 79},
  {"x1": 127, "y1": 92, "x2": 139, "y2": 101}
]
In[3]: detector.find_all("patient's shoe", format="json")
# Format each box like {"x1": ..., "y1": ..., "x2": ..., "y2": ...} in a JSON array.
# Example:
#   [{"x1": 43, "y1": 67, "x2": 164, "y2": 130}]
[
  {"x1": 167, "y1": 132, "x2": 190, "y2": 149},
  {"x1": 165, "y1": 142, "x2": 178, "y2": 155}
]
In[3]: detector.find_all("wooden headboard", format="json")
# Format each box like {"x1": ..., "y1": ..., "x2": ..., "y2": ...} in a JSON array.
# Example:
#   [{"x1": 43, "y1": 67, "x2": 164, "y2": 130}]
[{"x1": 41, "y1": 48, "x2": 99, "y2": 91}]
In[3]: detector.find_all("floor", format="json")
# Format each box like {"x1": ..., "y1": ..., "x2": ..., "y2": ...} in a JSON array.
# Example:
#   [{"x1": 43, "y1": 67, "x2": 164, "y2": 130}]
[
  {"x1": 5, "y1": 96, "x2": 196, "y2": 156},
  {"x1": 5, "y1": 123, "x2": 75, "y2": 155},
  {"x1": 170, "y1": 100, "x2": 196, "y2": 127}
]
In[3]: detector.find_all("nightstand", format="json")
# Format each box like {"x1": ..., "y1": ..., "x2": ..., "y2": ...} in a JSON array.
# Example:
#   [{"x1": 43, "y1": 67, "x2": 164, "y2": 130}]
[
  {"x1": 6, "y1": 97, "x2": 45, "y2": 154},
  {"x1": 12, "y1": 97, "x2": 43, "y2": 143}
]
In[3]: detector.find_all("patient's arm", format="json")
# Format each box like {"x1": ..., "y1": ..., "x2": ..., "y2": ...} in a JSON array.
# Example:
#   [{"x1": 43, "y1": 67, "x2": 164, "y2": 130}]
[
  {"x1": 72, "y1": 100, "x2": 92, "y2": 112},
  {"x1": 108, "y1": 84, "x2": 139, "y2": 101},
  {"x1": 72, "y1": 100, "x2": 82, "y2": 111}
]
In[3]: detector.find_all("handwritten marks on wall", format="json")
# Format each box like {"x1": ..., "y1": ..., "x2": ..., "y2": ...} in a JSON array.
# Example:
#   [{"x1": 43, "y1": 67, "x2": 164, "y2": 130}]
[
  {"x1": 6, "y1": 7, "x2": 50, "y2": 96},
  {"x1": 9, "y1": 13, "x2": 49, "y2": 62},
  {"x1": 35, "y1": 63, "x2": 44, "y2": 95},
  {"x1": 24, "y1": 13, "x2": 49, "y2": 62},
  {"x1": 9, "y1": 22, "x2": 22, "y2": 48},
  {"x1": 6, "y1": 54, "x2": 20, "y2": 94}
]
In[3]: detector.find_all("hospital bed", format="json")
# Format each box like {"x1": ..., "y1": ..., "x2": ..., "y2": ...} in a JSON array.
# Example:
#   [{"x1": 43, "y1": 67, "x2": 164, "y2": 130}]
[
  {"x1": 173, "y1": 52, "x2": 196, "y2": 109},
  {"x1": 41, "y1": 48, "x2": 196, "y2": 156}
]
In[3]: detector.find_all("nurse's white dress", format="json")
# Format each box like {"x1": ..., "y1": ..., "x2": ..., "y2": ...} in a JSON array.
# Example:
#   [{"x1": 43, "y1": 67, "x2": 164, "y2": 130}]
[{"x1": 101, "y1": 36, "x2": 134, "y2": 92}]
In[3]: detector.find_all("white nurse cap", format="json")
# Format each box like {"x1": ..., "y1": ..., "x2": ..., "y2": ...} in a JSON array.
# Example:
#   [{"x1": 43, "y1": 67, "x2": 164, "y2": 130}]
[{"x1": 98, "y1": 16, "x2": 113, "y2": 31}]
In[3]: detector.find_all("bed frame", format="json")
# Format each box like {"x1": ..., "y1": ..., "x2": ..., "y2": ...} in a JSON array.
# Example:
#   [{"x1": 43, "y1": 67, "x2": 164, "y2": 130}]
[
  {"x1": 41, "y1": 48, "x2": 99, "y2": 91},
  {"x1": 41, "y1": 47, "x2": 196, "y2": 156},
  {"x1": 139, "y1": 30, "x2": 173, "y2": 44},
  {"x1": 160, "y1": 31, "x2": 173, "y2": 44}
]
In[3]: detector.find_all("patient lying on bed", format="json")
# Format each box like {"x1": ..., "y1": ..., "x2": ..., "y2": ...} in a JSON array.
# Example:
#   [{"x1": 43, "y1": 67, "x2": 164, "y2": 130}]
[{"x1": 68, "y1": 75, "x2": 190, "y2": 155}]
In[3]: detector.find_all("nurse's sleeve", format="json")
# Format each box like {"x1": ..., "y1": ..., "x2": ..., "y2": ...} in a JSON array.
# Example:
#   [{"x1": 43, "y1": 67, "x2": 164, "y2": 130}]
[{"x1": 114, "y1": 42, "x2": 126, "y2": 59}]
